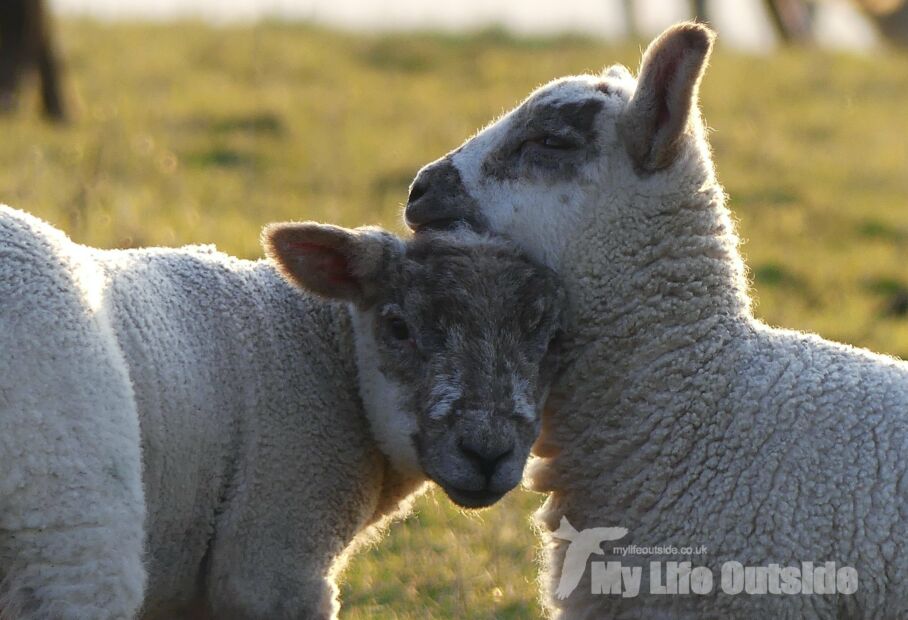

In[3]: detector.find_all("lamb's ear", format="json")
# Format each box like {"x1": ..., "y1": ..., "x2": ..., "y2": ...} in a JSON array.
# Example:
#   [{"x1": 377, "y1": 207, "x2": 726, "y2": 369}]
[
  {"x1": 262, "y1": 222, "x2": 399, "y2": 308},
  {"x1": 620, "y1": 22, "x2": 715, "y2": 172}
]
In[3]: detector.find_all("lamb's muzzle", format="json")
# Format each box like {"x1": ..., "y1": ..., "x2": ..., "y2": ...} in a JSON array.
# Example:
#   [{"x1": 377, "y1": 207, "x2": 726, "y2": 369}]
[{"x1": 405, "y1": 156, "x2": 483, "y2": 232}]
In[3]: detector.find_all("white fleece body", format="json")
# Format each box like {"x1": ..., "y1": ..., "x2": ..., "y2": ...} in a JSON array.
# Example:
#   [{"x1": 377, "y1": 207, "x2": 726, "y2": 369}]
[
  {"x1": 413, "y1": 63, "x2": 908, "y2": 617},
  {"x1": 527, "y1": 97, "x2": 908, "y2": 620},
  {"x1": 533, "y1": 312, "x2": 908, "y2": 619},
  {"x1": 507, "y1": 152, "x2": 908, "y2": 618},
  {"x1": 521, "y1": 145, "x2": 907, "y2": 619},
  {"x1": 0, "y1": 206, "x2": 422, "y2": 619}
]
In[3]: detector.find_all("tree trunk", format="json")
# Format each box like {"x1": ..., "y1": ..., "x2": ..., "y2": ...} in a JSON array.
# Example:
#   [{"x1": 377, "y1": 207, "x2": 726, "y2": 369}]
[
  {"x1": 763, "y1": 0, "x2": 814, "y2": 44},
  {"x1": 0, "y1": 0, "x2": 66, "y2": 120}
]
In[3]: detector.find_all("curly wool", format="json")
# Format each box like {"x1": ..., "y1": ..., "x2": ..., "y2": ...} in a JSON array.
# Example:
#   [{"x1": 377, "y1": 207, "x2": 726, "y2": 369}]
[
  {"x1": 529, "y1": 158, "x2": 908, "y2": 618},
  {"x1": 0, "y1": 206, "x2": 422, "y2": 619},
  {"x1": 527, "y1": 100, "x2": 908, "y2": 620}
]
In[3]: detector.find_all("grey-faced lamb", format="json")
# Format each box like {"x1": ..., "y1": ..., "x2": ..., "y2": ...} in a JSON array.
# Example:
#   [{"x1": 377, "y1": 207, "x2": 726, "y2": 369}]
[
  {"x1": 0, "y1": 205, "x2": 564, "y2": 619},
  {"x1": 405, "y1": 22, "x2": 908, "y2": 619}
]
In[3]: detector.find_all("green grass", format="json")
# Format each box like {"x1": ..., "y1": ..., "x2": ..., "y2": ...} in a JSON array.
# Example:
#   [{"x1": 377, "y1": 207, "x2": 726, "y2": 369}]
[{"x1": 2, "y1": 20, "x2": 907, "y2": 618}]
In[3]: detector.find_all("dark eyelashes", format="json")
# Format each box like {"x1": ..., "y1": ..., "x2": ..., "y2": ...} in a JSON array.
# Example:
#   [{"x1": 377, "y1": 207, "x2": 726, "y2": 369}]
[
  {"x1": 536, "y1": 135, "x2": 577, "y2": 150},
  {"x1": 519, "y1": 134, "x2": 582, "y2": 154}
]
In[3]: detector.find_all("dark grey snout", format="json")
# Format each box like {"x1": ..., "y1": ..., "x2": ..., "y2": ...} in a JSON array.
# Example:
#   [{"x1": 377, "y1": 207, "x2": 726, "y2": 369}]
[
  {"x1": 458, "y1": 436, "x2": 513, "y2": 480},
  {"x1": 405, "y1": 157, "x2": 484, "y2": 232},
  {"x1": 430, "y1": 426, "x2": 525, "y2": 509}
]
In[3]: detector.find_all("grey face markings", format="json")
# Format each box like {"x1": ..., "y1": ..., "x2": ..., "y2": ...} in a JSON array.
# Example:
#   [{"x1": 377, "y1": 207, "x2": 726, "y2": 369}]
[
  {"x1": 405, "y1": 156, "x2": 485, "y2": 232},
  {"x1": 554, "y1": 99, "x2": 605, "y2": 133},
  {"x1": 373, "y1": 233, "x2": 563, "y2": 399},
  {"x1": 367, "y1": 232, "x2": 565, "y2": 507},
  {"x1": 481, "y1": 95, "x2": 605, "y2": 183}
]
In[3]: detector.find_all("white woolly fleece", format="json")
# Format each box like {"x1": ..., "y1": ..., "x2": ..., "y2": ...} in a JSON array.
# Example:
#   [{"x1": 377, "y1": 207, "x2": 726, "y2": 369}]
[
  {"x1": 0, "y1": 206, "x2": 423, "y2": 619},
  {"x1": 528, "y1": 136, "x2": 908, "y2": 619}
]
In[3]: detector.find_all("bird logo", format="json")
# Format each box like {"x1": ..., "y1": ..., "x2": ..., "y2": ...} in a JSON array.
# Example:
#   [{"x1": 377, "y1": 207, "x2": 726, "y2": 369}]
[{"x1": 551, "y1": 516, "x2": 628, "y2": 599}]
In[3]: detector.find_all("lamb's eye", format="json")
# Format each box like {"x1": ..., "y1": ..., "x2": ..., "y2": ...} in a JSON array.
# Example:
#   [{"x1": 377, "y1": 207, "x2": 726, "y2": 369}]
[
  {"x1": 387, "y1": 317, "x2": 410, "y2": 341},
  {"x1": 535, "y1": 135, "x2": 575, "y2": 150}
]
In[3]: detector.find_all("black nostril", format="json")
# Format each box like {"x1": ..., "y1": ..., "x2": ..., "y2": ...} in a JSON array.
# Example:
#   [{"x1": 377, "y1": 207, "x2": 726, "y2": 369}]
[
  {"x1": 408, "y1": 177, "x2": 429, "y2": 204},
  {"x1": 458, "y1": 440, "x2": 513, "y2": 480}
]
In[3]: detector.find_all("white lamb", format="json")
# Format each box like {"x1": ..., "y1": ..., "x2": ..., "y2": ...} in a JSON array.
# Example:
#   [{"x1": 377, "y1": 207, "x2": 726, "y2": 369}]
[
  {"x1": 0, "y1": 205, "x2": 564, "y2": 619},
  {"x1": 405, "y1": 23, "x2": 908, "y2": 618}
]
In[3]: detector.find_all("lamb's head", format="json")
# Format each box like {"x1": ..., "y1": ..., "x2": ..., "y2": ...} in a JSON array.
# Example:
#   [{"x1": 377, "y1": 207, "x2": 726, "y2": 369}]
[
  {"x1": 404, "y1": 22, "x2": 716, "y2": 272},
  {"x1": 263, "y1": 222, "x2": 564, "y2": 508}
]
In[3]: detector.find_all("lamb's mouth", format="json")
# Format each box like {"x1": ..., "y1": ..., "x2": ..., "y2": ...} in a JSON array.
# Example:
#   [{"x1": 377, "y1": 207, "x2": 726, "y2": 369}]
[
  {"x1": 410, "y1": 216, "x2": 484, "y2": 235},
  {"x1": 412, "y1": 218, "x2": 460, "y2": 233},
  {"x1": 441, "y1": 484, "x2": 506, "y2": 509}
]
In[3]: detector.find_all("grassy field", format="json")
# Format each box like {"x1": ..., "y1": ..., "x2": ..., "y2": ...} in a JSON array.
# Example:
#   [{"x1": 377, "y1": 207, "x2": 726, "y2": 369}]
[{"x1": 2, "y1": 20, "x2": 907, "y2": 618}]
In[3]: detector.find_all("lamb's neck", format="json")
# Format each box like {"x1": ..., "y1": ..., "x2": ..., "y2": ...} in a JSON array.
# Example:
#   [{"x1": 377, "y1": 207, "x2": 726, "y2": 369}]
[
  {"x1": 534, "y1": 176, "x2": 760, "y2": 521},
  {"x1": 560, "y1": 179, "x2": 750, "y2": 376},
  {"x1": 253, "y1": 265, "x2": 426, "y2": 507},
  {"x1": 244, "y1": 261, "x2": 358, "y2": 398}
]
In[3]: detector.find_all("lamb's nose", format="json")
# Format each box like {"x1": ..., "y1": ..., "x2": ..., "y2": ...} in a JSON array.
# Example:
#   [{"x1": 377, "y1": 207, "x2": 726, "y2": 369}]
[
  {"x1": 405, "y1": 158, "x2": 472, "y2": 231},
  {"x1": 458, "y1": 438, "x2": 513, "y2": 480},
  {"x1": 408, "y1": 175, "x2": 429, "y2": 204}
]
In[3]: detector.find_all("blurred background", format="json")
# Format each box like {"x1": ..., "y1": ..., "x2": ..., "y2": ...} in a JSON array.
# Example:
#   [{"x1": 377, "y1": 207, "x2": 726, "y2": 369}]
[{"x1": 2, "y1": 0, "x2": 907, "y2": 617}]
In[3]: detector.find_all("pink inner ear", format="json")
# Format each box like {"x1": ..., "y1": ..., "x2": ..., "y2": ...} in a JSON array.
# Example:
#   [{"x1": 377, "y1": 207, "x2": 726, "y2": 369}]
[
  {"x1": 286, "y1": 241, "x2": 355, "y2": 285},
  {"x1": 652, "y1": 52, "x2": 681, "y2": 128}
]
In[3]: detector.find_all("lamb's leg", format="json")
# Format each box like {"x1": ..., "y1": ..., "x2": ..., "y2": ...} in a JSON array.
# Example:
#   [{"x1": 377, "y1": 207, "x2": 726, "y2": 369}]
[
  {"x1": 202, "y1": 444, "x2": 376, "y2": 619},
  {"x1": 206, "y1": 566, "x2": 336, "y2": 620},
  {"x1": 0, "y1": 242, "x2": 146, "y2": 619},
  {"x1": 204, "y1": 514, "x2": 340, "y2": 620}
]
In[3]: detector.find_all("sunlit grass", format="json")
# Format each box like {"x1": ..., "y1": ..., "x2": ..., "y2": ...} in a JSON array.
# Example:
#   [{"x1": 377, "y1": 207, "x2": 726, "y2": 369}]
[{"x1": 1, "y1": 20, "x2": 906, "y2": 617}]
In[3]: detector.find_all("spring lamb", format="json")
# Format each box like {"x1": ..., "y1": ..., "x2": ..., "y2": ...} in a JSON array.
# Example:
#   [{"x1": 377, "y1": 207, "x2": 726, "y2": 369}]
[
  {"x1": 0, "y1": 205, "x2": 564, "y2": 619},
  {"x1": 404, "y1": 23, "x2": 908, "y2": 619}
]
